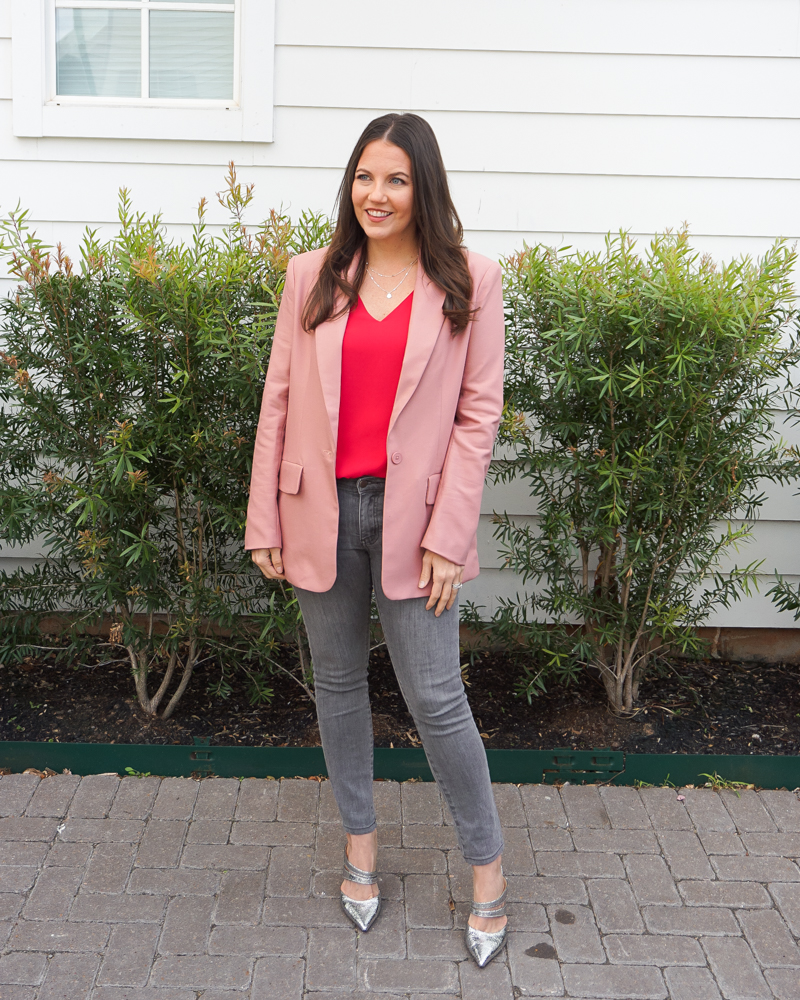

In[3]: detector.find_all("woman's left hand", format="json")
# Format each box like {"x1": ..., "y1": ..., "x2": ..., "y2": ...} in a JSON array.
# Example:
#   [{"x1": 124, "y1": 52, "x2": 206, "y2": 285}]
[{"x1": 419, "y1": 549, "x2": 464, "y2": 617}]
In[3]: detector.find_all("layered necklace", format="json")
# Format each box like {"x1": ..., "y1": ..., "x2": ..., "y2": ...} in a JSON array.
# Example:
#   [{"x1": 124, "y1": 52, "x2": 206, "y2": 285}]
[{"x1": 365, "y1": 257, "x2": 418, "y2": 299}]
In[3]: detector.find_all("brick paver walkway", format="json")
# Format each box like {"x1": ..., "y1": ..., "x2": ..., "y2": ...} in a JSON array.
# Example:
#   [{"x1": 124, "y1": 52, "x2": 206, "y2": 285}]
[{"x1": 1, "y1": 774, "x2": 800, "y2": 998}]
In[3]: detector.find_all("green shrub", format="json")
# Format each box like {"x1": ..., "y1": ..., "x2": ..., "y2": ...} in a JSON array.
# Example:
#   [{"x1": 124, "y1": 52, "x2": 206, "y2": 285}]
[
  {"x1": 767, "y1": 501, "x2": 800, "y2": 617},
  {"x1": 471, "y1": 230, "x2": 800, "y2": 713},
  {"x1": 0, "y1": 166, "x2": 331, "y2": 718}
]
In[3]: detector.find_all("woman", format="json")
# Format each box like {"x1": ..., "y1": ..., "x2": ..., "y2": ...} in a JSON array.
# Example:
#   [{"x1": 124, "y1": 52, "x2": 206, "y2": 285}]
[{"x1": 246, "y1": 113, "x2": 507, "y2": 967}]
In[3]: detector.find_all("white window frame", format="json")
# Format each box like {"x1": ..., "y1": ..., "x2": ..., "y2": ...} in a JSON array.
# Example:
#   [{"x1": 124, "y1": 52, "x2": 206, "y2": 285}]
[{"x1": 11, "y1": 0, "x2": 274, "y2": 142}]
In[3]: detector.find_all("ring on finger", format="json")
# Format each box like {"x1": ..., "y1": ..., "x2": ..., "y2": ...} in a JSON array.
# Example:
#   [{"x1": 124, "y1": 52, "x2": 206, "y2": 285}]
[{"x1": 452, "y1": 582, "x2": 463, "y2": 590}]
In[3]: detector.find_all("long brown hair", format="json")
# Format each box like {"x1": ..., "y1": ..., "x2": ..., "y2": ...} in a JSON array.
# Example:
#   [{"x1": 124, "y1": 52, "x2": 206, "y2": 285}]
[{"x1": 301, "y1": 113, "x2": 474, "y2": 333}]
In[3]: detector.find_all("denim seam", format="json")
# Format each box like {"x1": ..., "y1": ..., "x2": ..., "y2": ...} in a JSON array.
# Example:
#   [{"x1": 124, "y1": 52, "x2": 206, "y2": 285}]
[
  {"x1": 422, "y1": 748, "x2": 467, "y2": 857},
  {"x1": 421, "y1": 747, "x2": 504, "y2": 867},
  {"x1": 360, "y1": 602, "x2": 376, "y2": 834},
  {"x1": 360, "y1": 486, "x2": 377, "y2": 832}
]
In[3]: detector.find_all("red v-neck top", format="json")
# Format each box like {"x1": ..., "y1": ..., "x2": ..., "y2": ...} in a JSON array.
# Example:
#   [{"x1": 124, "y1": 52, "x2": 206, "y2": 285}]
[{"x1": 336, "y1": 292, "x2": 413, "y2": 479}]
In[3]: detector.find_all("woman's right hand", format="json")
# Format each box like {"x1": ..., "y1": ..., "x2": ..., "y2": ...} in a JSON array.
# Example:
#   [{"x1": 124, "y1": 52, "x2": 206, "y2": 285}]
[{"x1": 251, "y1": 547, "x2": 285, "y2": 580}]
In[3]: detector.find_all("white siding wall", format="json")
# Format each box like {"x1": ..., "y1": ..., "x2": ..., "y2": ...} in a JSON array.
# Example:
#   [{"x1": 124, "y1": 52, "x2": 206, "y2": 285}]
[{"x1": 1, "y1": 0, "x2": 799, "y2": 625}]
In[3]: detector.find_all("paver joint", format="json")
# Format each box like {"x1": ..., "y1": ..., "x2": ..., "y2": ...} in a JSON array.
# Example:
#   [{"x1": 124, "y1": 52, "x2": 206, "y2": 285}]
[{"x1": 0, "y1": 773, "x2": 799, "y2": 997}]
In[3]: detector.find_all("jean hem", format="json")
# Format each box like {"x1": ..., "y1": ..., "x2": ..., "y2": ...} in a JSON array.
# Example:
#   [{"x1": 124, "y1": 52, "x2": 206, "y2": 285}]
[
  {"x1": 461, "y1": 843, "x2": 505, "y2": 867},
  {"x1": 342, "y1": 822, "x2": 378, "y2": 836}
]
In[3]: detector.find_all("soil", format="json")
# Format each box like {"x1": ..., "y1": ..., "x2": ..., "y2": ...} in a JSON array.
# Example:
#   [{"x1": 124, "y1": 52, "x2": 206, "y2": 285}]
[{"x1": 1, "y1": 642, "x2": 799, "y2": 756}]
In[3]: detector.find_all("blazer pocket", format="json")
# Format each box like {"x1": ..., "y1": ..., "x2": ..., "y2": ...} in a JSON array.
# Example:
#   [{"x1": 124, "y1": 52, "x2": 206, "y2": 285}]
[
  {"x1": 278, "y1": 460, "x2": 303, "y2": 495},
  {"x1": 426, "y1": 473, "x2": 442, "y2": 505}
]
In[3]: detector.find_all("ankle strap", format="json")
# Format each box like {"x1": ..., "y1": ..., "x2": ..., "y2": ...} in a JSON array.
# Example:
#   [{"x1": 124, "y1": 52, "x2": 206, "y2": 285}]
[
  {"x1": 343, "y1": 850, "x2": 378, "y2": 886},
  {"x1": 470, "y1": 878, "x2": 507, "y2": 918}
]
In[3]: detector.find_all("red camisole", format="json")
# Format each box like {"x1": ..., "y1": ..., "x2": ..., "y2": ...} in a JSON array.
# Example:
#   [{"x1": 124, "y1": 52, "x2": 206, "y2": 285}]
[{"x1": 335, "y1": 292, "x2": 413, "y2": 479}]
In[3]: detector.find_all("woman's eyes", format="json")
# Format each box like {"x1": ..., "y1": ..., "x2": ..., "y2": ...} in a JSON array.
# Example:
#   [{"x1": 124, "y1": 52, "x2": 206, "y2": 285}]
[{"x1": 355, "y1": 173, "x2": 406, "y2": 184}]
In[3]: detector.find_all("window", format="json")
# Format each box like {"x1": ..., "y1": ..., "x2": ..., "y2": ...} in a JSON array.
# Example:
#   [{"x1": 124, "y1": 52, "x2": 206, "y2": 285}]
[
  {"x1": 54, "y1": 2, "x2": 237, "y2": 102},
  {"x1": 12, "y1": 0, "x2": 274, "y2": 141}
]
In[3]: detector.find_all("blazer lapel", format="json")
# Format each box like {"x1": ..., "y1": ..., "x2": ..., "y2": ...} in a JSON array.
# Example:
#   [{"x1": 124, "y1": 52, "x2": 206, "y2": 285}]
[
  {"x1": 389, "y1": 264, "x2": 446, "y2": 434},
  {"x1": 314, "y1": 304, "x2": 348, "y2": 446},
  {"x1": 314, "y1": 256, "x2": 360, "y2": 445}
]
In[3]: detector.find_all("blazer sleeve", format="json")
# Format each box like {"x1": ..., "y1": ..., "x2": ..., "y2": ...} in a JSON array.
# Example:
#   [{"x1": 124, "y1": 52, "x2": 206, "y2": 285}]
[
  {"x1": 420, "y1": 261, "x2": 505, "y2": 565},
  {"x1": 243, "y1": 255, "x2": 297, "y2": 551}
]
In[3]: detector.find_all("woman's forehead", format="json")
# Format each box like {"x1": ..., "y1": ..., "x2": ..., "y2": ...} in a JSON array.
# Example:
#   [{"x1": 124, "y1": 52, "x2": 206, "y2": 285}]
[{"x1": 356, "y1": 140, "x2": 412, "y2": 175}]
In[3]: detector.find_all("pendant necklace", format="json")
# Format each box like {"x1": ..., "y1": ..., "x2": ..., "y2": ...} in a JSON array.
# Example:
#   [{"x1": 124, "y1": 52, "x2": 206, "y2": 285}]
[{"x1": 366, "y1": 257, "x2": 418, "y2": 299}]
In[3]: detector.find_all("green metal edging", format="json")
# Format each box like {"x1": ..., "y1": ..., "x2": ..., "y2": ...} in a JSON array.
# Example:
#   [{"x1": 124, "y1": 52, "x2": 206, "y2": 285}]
[{"x1": 1, "y1": 741, "x2": 798, "y2": 789}]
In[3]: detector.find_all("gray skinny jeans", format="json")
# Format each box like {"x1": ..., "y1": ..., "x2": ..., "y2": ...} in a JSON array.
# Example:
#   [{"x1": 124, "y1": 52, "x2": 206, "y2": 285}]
[{"x1": 294, "y1": 476, "x2": 503, "y2": 867}]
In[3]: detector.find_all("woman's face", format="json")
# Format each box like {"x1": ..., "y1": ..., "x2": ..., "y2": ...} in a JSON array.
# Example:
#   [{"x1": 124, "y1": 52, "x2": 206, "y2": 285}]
[{"x1": 351, "y1": 140, "x2": 416, "y2": 244}]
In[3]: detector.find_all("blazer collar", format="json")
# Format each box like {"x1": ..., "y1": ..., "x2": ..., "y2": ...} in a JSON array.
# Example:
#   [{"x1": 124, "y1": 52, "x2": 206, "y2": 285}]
[{"x1": 314, "y1": 253, "x2": 447, "y2": 445}]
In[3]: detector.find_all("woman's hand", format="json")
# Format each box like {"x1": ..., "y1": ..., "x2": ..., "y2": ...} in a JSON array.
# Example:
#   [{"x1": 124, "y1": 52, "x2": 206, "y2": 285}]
[
  {"x1": 419, "y1": 549, "x2": 463, "y2": 616},
  {"x1": 251, "y1": 547, "x2": 285, "y2": 580}
]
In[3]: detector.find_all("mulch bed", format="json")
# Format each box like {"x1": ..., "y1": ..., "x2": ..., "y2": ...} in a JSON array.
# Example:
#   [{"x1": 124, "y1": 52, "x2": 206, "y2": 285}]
[{"x1": 1, "y1": 641, "x2": 798, "y2": 756}]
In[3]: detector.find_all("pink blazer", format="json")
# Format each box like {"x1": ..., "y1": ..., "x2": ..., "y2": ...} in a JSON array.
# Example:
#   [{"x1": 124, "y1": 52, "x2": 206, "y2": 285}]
[{"x1": 244, "y1": 246, "x2": 505, "y2": 600}]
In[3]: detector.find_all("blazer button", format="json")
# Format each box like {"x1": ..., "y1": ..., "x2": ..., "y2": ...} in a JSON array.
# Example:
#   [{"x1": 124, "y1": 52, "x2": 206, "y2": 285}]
[{"x1": 391, "y1": 452, "x2": 402, "y2": 464}]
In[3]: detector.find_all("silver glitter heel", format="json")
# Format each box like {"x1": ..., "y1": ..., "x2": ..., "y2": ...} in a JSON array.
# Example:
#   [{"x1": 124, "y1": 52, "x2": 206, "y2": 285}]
[
  {"x1": 464, "y1": 877, "x2": 508, "y2": 968},
  {"x1": 340, "y1": 849, "x2": 381, "y2": 932}
]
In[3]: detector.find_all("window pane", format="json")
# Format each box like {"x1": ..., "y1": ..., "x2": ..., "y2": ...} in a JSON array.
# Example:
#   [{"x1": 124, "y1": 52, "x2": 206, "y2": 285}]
[
  {"x1": 150, "y1": 11, "x2": 234, "y2": 99},
  {"x1": 55, "y1": 9, "x2": 141, "y2": 97}
]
